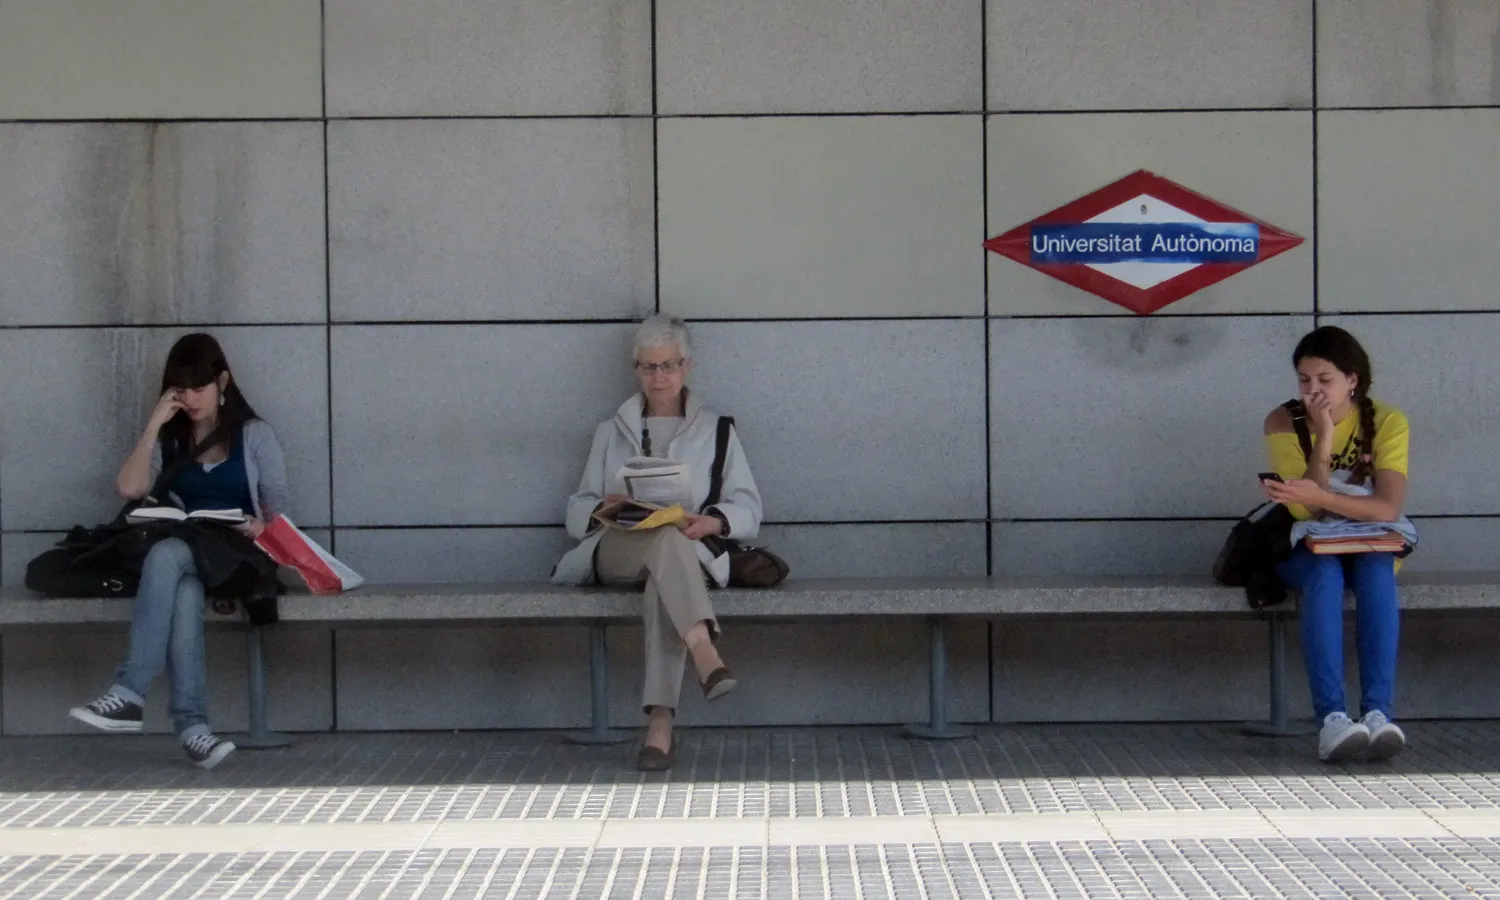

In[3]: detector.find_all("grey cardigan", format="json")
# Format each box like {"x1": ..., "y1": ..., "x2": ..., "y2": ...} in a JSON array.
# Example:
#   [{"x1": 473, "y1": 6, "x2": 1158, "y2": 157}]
[{"x1": 149, "y1": 419, "x2": 291, "y2": 519}]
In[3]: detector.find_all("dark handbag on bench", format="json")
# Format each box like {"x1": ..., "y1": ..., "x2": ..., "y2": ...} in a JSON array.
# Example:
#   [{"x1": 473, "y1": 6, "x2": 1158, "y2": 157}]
[
  {"x1": 702, "y1": 416, "x2": 789, "y2": 588},
  {"x1": 22, "y1": 431, "x2": 225, "y2": 599},
  {"x1": 24, "y1": 425, "x2": 281, "y2": 623},
  {"x1": 1212, "y1": 399, "x2": 1312, "y2": 609},
  {"x1": 24, "y1": 522, "x2": 159, "y2": 598}
]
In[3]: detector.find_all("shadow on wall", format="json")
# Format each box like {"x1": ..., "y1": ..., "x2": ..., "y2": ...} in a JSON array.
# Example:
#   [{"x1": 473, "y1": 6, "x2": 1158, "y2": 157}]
[{"x1": 1072, "y1": 318, "x2": 1227, "y2": 375}]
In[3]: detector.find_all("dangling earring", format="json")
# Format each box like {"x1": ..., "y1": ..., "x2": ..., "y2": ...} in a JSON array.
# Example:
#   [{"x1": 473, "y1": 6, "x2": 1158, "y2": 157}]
[{"x1": 219, "y1": 394, "x2": 226, "y2": 407}]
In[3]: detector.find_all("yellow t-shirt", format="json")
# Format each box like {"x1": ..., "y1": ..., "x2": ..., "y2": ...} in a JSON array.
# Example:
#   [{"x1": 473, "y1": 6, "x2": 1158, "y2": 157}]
[{"x1": 1264, "y1": 398, "x2": 1410, "y2": 521}]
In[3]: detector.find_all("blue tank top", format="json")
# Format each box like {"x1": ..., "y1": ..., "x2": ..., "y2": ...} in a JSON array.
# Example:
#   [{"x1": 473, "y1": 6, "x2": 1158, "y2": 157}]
[{"x1": 170, "y1": 432, "x2": 256, "y2": 514}]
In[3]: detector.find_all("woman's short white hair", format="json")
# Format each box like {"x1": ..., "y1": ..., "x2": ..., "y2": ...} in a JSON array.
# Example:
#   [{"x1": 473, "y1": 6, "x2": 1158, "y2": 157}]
[{"x1": 633, "y1": 313, "x2": 692, "y2": 359}]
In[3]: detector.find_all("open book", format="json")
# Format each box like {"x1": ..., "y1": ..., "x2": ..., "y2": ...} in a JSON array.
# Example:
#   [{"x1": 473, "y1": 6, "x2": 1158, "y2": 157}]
[
  {"x1": 620, "y1": 457, "x2": 693, "y2": 507},
  {"x1": 127, "y1": 507, "x2": 246, "y2": 525},
  {"x1": 591, "y1": 498, "x2": 687, "y2": 532}
]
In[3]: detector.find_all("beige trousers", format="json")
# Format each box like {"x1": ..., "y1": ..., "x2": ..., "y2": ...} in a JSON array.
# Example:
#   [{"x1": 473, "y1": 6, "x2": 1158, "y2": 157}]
[{"x1": 595, "y1": 526, "x2": 718, "y2": 713}]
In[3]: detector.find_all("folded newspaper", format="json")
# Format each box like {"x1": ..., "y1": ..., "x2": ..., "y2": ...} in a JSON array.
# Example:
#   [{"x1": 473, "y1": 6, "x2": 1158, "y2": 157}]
[
  {"x1": 619, "y1": 457, "x2": 694, "y2": 507},
  {"x1": 591, "y1": 498, "x2": 687, "y2": 532}
]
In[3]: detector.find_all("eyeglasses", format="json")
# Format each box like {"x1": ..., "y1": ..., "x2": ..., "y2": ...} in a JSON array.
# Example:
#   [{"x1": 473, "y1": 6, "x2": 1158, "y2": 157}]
[{"x1": 635, "y1": 358, "x2": 686, "y2": 375}]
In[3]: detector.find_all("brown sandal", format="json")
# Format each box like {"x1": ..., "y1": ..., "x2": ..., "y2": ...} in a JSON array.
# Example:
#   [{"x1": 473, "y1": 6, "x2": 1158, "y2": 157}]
[
  {"x1": 701, "y1": 666, "x2": 738, "y2": 701},
  {"x1": 636, "y1": 736, "x2": 676, "y2": 772}
]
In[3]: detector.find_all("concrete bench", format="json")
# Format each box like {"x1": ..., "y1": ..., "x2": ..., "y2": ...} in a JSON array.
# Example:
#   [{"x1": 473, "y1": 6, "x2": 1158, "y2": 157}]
[{"x1": 4, "y1": 573, "x2": 1497, "y2": 746}]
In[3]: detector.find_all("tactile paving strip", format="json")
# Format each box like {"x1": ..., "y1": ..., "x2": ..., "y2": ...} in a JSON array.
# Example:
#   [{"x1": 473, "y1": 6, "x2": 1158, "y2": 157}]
[{"x1": 2, "y1": 839, "x2": 1499, "y2": 900}]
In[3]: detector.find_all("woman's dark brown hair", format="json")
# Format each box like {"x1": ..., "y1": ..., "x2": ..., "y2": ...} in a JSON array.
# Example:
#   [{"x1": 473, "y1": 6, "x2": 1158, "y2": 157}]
[
  {"x1": 1293, "y1": 325, "x2": 1376, "y2": 485},
  {"x1": 158, "y1": 333, "x2": 260, "y2": 461}
]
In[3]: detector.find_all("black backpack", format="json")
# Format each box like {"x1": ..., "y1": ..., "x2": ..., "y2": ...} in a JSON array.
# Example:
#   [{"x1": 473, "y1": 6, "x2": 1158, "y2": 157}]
[
  {"x1": 24, "y1": 428, "x2": 228, "y2": 599},
  {"x1": 1212, "y1": 400, "x2": 1312, "y2": 609}
]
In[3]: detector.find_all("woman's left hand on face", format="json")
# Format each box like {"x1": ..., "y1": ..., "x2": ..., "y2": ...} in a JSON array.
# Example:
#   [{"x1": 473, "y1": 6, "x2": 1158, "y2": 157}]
[
  {"x1": 678, "y1": 514, "x2": 723, "y2": 541},
  {"x1": 237, "y1": 515, "x2": 265, "y2": 539},
  {"x1": 1264, "y1": 478, "x2": 1323, "y2": 507}
]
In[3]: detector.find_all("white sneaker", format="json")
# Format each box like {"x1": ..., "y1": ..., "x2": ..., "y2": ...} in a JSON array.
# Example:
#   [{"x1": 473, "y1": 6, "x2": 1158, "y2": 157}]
[
  {"x1": 1360, "y1": 711, "x2": 1406, "y2": 761},
  {"x1": 1318, "y1": 712, "x2": 1370, "y2": 763}
]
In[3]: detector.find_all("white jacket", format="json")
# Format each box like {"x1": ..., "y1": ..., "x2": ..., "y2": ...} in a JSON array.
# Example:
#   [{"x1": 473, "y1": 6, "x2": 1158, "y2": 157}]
[{"x1": 551, "y1": 390, "x2": 763, "y2": 586}]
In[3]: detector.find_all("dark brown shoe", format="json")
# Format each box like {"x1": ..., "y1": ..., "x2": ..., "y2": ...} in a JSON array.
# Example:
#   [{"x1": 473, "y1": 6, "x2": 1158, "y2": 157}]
[
  {"x1": 701, "y1": 666, "x2": 737, "y2": 701},
  {"x1": 636, "y1": 736, "x2": 675, "y2": 772}
]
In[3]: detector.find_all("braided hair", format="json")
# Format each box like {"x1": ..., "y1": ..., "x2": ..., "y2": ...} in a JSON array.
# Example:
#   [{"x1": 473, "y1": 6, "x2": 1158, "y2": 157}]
[
  {"x1": 1292, "y1": 326, "x2": 1376, "y2": 484},
  {"x1": 1352, "y1": 394, "x2": 1378, "y2": 485}
]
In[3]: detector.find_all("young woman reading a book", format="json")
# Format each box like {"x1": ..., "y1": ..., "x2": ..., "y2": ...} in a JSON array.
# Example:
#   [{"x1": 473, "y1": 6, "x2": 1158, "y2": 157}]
[
  {"x1": 1260, "y1": 326, "x2": 1413, "y2": 763},
  {"x1": 69, "y1": 333, "x2": 290, "y2": 770},
  {"x1": 553, "y1": 315, "x2": 763, "y2": 771}
]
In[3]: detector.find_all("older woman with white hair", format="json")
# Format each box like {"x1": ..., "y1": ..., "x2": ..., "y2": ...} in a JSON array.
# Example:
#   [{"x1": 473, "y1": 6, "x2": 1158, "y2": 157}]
[{"x1": 553, "y1": 314, "x2": 763, "y2": 770}]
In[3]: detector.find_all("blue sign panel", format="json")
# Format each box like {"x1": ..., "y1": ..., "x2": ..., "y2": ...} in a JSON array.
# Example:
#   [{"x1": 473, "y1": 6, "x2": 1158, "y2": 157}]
[{"x1": 1029, "y1": 223, "x2": 1260, "y2": 265}]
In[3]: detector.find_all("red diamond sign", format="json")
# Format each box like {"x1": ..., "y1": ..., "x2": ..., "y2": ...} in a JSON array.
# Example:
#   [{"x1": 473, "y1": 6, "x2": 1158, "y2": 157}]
[{"x1": 985, "y1": 170, "x2": 1304, "y2": 315}]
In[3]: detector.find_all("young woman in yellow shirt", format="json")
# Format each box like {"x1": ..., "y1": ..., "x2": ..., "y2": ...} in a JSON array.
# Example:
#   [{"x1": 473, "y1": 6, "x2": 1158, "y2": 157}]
[{"x1": 1261, "y1": 326, "x2": 1411, "y2": 763}]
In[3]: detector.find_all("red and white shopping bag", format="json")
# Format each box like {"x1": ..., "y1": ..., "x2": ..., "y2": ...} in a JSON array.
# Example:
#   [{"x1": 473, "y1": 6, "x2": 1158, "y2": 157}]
[{"x1": 254, "y1": 514, "x2": 365, "y2": 594}]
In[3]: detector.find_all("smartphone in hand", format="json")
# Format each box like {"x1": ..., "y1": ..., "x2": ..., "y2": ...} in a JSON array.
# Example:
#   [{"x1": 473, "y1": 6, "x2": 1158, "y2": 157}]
[{"x1": 1258, "y1": 472, "x2": 1284, "y2": 484}]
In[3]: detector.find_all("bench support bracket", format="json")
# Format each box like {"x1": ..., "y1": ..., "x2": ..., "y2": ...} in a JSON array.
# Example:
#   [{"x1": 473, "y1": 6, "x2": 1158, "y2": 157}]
[
  {"x1": 237, "y1": 626, "x2": 293, "y2": 750},
  {"x1": 1243, "y1": 610, "x2": 1315, "y2": 737},
  {"x1": 566, "y1": 621, "x2": 631, "y2": 745},
  {"x1": 904, "y1": 616, "x2": 975, "y2": 740}
]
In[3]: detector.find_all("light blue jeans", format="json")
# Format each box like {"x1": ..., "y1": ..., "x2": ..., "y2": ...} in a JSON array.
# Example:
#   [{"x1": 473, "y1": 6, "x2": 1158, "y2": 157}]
[
  {"x1": 110, "y1": 538, "x2": 211, "y2": 739},
  {"x1": 1275, "y1": 545, "x2": 1400, "y2": 722}
]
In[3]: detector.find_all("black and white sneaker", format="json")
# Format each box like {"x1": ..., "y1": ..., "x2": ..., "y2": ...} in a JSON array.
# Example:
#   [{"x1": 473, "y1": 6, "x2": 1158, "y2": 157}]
[
  {"x1": 69, "y1": 694, "x2": 144, "y2": 733},
  {"x1": 182, "y1": 732, "x2": 236, "y2": 771}
]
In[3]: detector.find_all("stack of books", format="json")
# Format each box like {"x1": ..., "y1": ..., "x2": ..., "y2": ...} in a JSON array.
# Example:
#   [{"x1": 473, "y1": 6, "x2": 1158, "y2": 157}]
[{"x1": 1305, "y1": 530, "x2": 1408, "y2": 555}]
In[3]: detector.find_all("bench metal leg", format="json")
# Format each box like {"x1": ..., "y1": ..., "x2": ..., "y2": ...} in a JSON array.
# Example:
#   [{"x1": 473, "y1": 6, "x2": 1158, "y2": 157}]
[
  {"x1": 236, "y1": 626, "x2": 293, "y2": 750},
  {"x1": 1243, "y1": 611, "x2": 1315, "y2": 737},
  {"x1": 903, "y1": 617, "x2": 975, "y2": 741},
  {"x1": 566, "y1": 621, "x2": 630, "y2": 745}
]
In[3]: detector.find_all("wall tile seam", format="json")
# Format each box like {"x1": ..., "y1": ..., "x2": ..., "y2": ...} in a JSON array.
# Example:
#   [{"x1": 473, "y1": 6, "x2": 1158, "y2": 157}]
[
  {"x1": 4, "y1": 105, "x2": 1495, "y2": 128},
  {"x1": 321, "y1": 0, "x2": 335, "y2": 557},
  {"x1": 27, "y1": 313, "x2": 1500, "y2": 332},
  {"x1": 1310, "y1": 0, "x2": 1319, "y2": 320}
]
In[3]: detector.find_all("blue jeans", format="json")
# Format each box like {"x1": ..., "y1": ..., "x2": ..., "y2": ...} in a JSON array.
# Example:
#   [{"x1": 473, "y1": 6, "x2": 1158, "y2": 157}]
[
  {"x1": 1275, "y1": 545, "x2": 1399, "y2": 721},
  {"x1": 111, "y1": 538, "x2": 210, "y2": 737}
]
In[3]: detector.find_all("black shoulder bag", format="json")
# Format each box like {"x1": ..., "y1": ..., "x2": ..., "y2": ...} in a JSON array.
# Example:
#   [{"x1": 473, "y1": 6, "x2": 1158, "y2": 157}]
[
  {"x1": 24, "y1": 425, "x2": 280, "y2": 623},
  {"x1": 701, "y1": 416, "x2": 789, "y2": 588},
  {"x1": 23, "y1": 430, "x2": 227, "y2": 598},
  {"x1": 1212, "y1": 400, "x2": 1312, "y2": 609}
]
